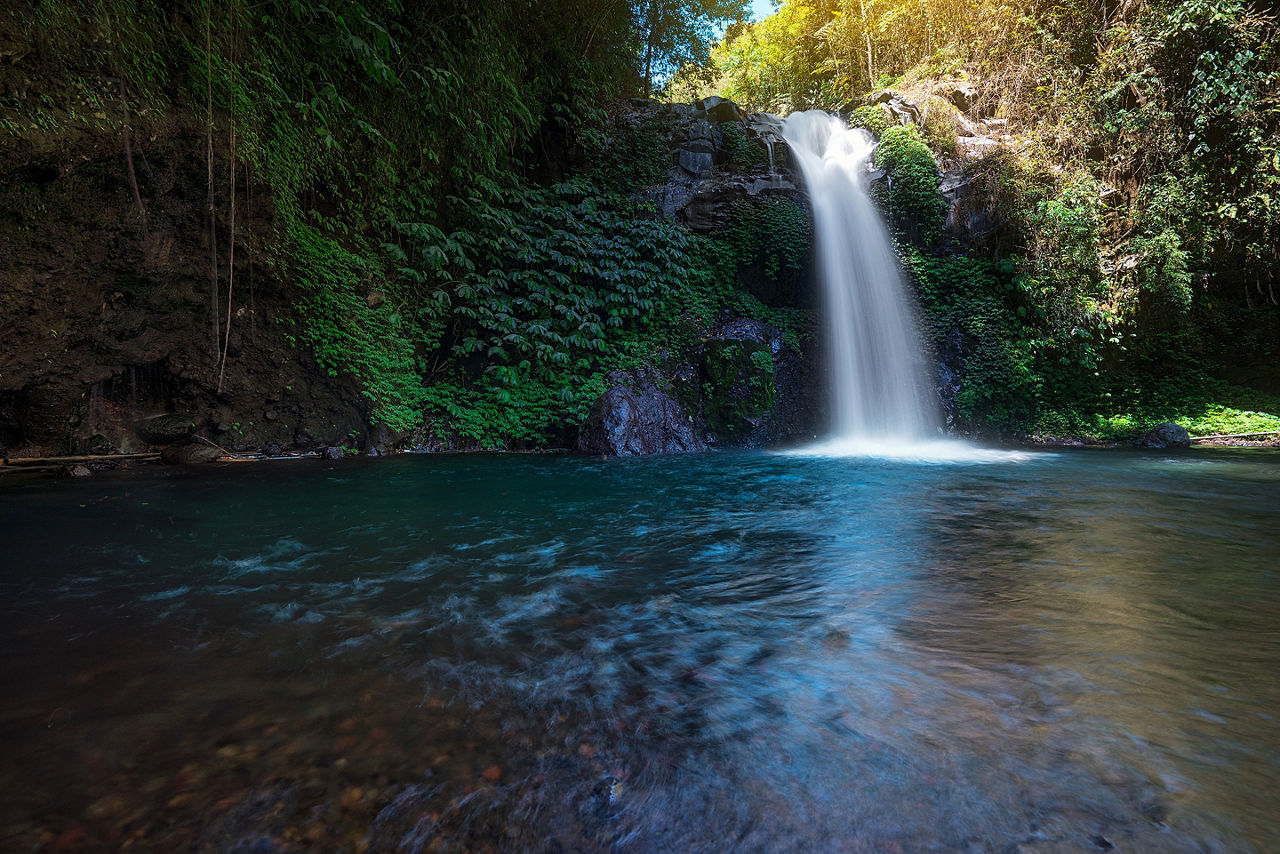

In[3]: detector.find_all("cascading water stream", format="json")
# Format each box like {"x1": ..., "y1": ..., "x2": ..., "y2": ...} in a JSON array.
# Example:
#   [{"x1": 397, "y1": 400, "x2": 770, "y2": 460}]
[{"x1": 783, "y1": 111, "x2": 939, "y2": 456}]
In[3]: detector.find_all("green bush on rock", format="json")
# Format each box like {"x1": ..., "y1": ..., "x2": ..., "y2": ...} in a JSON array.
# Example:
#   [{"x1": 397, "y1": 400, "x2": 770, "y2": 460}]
[
  {"x1": 848, "y1": 104, "x2": 895, "y2": 138},
  {"x1": 701, "y1": 340, "x2": 777, "y2": 438},
  {"x1": 874, "y1": 125, "x2": 946, "y2": 243}
]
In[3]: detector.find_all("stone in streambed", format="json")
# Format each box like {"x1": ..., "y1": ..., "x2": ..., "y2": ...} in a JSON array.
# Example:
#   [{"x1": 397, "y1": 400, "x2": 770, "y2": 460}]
[{"x1": 1133, "y1": 422, "x2": 1190, "y2": 449}]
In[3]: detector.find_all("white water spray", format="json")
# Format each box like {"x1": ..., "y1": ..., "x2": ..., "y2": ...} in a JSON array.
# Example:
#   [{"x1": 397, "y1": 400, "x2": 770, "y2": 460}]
[{"x1": 783, "y1": 111, "x2": 1021, "y2": 462}]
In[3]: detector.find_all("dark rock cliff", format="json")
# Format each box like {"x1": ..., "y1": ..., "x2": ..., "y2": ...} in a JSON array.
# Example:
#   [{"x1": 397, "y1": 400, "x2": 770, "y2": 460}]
[{"x1": 0, "y1": 126, "x2": 370, "y2": 461}]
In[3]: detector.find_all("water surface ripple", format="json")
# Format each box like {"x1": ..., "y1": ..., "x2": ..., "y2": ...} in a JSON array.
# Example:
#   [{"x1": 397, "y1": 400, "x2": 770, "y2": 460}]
[{"x1": 2, "y1": 449, "x2": 1278, "y2": 852}]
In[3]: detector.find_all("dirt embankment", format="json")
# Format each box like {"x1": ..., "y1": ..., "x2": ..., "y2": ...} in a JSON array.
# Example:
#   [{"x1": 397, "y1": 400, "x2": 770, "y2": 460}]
[{"x1": 0, "y1": 120, "x2": 372, "y2": 461}]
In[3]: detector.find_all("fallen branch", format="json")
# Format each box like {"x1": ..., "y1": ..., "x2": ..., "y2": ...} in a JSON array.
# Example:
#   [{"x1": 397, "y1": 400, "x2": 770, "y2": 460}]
[
  {"x1": 2, "y1": 452, "x2": 160, "y2": 466},
  {"x1": 1189, "y1": 430, "x2": 1280, "y2": 442},
  {"x1": 193, "y1": 434, "x2": 239, "y2": 457}
]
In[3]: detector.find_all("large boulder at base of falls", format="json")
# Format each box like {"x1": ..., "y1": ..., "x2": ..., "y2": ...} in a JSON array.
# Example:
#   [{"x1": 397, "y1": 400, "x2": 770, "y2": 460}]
[
  {"x1": 696, "y1": 318, "x2": 819, "y2": 447},
  {"x1": 577, "y1": 372, "x2": 706, "y2": 456},
  {"x1": 1134, "y1": 422, "x2": 1191, "y2": 449}
]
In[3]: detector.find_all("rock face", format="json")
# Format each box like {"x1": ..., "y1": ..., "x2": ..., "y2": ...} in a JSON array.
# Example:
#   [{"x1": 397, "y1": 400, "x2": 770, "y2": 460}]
[
  {"x1": 574, "y1": 98, "x2": 821, "y2": 455},
  {"x1": 627, "y1": 99, "x2": 807, "y2": 235},
  {"x1": 577, "y1": 373, "x2": 706, "y2": 457},
  {"x1": 0, "y1": 127, "x2": 373, "y2": 461},
  {"x1": 1134, "y1": 422, "x2": 1191, "y2": 449},
  {"x1": 579, "y1": 317, "x2": 818, "y2": 455},
  {"x1": 160, "y1": 443, "x2": 223, "y2": 464}
]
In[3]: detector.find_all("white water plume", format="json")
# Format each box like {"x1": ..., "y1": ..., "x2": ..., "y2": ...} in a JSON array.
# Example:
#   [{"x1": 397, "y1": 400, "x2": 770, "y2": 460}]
[
  {"x1": 784, "y1": 110, "x2": 939, "y2": 445},
  {"x1": 781, "y1": 111, "x2": 1029, "y2": 463}
]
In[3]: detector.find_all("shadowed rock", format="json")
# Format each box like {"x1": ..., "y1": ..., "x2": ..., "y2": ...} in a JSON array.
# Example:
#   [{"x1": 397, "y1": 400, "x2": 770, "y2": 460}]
[
  {"x1": 1134, "y1": 422, "x2": 1191, "y2": 449},
  {"x1": 578, "y1": 373, "x2": 705, "y2": 456},
  {"x1": 160, "y1": 442, "x2": 222, "y2": 464}
]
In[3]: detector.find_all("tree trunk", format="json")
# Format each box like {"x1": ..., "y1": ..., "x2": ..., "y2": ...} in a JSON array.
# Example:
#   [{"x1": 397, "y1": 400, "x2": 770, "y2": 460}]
[
  {"x1": 857, "y1": 0, "x2": 874, "y2": 89},
  {"x1": 643, "y1": 1, "x2": 656, "y2": 97}
]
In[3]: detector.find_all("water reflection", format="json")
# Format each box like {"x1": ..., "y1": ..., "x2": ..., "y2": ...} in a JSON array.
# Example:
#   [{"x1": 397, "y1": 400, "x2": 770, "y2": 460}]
[{"x1": 1, "y1": 450, "x2": 1278, "y2": 851}]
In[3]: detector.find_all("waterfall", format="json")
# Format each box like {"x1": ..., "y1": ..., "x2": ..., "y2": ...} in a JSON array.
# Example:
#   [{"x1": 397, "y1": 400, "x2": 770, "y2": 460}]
[{"x1": 783, "y1": 110, "x2": 943, "y2": 457}]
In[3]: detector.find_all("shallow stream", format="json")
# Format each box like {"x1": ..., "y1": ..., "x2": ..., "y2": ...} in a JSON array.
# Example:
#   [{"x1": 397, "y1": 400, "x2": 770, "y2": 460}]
[{"x1": 2, "y1": 448, "x2": 1278, "y2": 851}]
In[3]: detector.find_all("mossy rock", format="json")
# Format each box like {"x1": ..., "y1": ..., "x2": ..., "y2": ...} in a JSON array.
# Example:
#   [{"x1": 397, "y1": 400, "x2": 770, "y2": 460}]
[
  {"x1": 701, "y1": 339, "x2": 777, "y2": 438},
  {"x1": 848, "y1": 104, "x2": 896, "y2": 138}
]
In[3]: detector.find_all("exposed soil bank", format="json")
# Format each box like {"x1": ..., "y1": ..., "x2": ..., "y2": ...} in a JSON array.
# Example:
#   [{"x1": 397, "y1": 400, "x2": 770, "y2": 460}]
[{"x1": 1, "y1": 124, "x2": 373, "y2": 460}]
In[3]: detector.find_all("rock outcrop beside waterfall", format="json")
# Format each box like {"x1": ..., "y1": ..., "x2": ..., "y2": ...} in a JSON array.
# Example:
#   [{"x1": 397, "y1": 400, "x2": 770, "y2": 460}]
[
  {"x1": 623, "y1": 96, "x2": 806, "y2": 234},
  {"x1": 576, "y1": 98, "x2": 820, "y2": 455}
]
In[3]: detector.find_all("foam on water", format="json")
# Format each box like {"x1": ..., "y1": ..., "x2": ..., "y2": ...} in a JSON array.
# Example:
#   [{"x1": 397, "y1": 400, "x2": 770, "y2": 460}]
[{"x1": 780, "y1": 436, "x2": 1038, "y2": 464}]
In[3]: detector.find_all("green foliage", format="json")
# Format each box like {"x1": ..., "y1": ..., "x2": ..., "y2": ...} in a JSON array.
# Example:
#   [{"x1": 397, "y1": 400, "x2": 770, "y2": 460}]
[
  {"x1": 919, "y1": 96, "x2": 960, "y2": 159},
  {"x1": 906, "y1": 249, "x2": 1040, "y2": 431},
  {"x1": 719, "y1": 121, "x2": 769, "y2": 166},
  {"x1": 638, "y1": 0, "x2": 749, "y2": 93},
  {"x1": 684, "y1": 198, "x2": 814, "y2": 352},
  {"x1": 1129, "y1": 229, "x2": 1193, "y2": 313},
  {"x1": 586, "y1": 116, "x2": 671, "y2": 194},
  {"x1": 874, "y1": 125, "x2": 946, "y2": 242},
  {"x1": 848, "y1": 104, "x2": 895, "y2": 138},
  {"x1": 700, "y1": 339, "x2": 776, "y2": 436},
  {"x1": 0, "y1": 0, "x2": 171, "y2": 141},
  {"x1": 282, "y1": 224, "x2": 425, "y2": 431},
  {"x1": 705, "y1": 1, "x2": 847, "y2": 111},
  {"x1": 721, "y1": 197, "x2": 810, "y2": 281},
  {"x1": 1034, "y1": 376, "x2": 1280, "y2": 440},
  {"x1": 387, "y1": 179, "x2": 697, "y2": 446}
]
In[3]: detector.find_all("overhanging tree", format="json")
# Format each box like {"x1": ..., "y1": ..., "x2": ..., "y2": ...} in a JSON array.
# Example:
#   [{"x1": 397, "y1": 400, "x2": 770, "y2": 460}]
[{"x1": 637, "y1": 0, "x2": 748, "y2": 95}]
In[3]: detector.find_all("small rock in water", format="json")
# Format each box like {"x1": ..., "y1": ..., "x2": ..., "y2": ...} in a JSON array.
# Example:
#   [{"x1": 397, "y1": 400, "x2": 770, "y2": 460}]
[
  {"x1": 66, "y1": 464, "x2": 93, "y2": 478},
  {"x1": 321, "y1": 446, "x2": 345, "y2": 461}
]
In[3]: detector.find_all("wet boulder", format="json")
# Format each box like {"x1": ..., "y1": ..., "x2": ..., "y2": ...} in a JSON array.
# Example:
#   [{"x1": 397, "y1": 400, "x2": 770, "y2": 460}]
[
  {"x1": 160, "y1": 442, "x2": 222, "y2": 464},
  {"x1": 1134, "y1": 422, "x2": 1191, "y2": 449},
  {"x1": 135, "y1": 413, "x2": 198, "y2": 444},
  {"x1": 678, "y1": 173, "x2": 802, "y2": 233},
  {"x1": 695, "y1": 95, "x2": 746, "y2": 124},
  {"x1": 577, "y1": 372, "x2": 706, "y2": 456}
]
